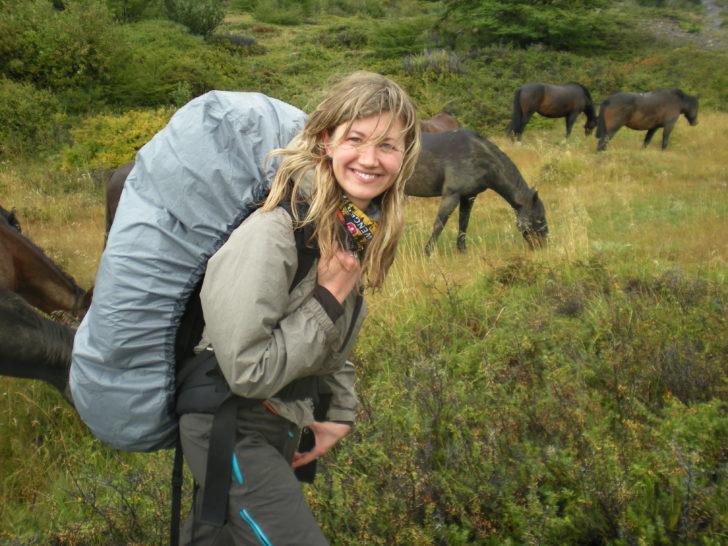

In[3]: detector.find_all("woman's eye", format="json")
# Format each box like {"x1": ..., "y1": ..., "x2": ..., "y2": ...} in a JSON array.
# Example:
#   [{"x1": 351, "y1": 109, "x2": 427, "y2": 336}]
[
  {"x1": 379, "y1": 143, "x2": 398, "y2": 152},
  {"x1": 347, "y1": 137, "x2": 362, "y2": 144}
]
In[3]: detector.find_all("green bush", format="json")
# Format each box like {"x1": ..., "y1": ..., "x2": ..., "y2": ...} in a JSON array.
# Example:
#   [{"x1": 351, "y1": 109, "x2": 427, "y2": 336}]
[
  {"x1": 100, "y1": 19, "x2": 236, "y2": 107},
  {"x1": 164, "y1": 0, "x2": 225, "y2": 36},
  {"x1": 439, "y1": 0, "x2": 619, "y2": 53},
  {"x1": 369, "y1": 16, "x2": 439, "y2": 59},
  {"x1": 59, "y1": 108, "x2": 174, "y2": 172},
  {"x1": 0, "y1": 79, "x2": 66, "y2": 155},
  {"x1": 0, "y1": 0, "x2": 119, "y2": 108},
  {"x1": 310, "y1": 260, "x2": 728, "y2": 544},
  {"x1": 105, "y1": 0, "x2": 164, "y2": 22}
]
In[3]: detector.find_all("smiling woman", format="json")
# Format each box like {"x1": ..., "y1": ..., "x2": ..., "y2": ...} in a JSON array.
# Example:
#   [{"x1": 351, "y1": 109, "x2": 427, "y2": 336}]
[{"x1": 323, "y1": 113, "x2": 405, "y2": 211}]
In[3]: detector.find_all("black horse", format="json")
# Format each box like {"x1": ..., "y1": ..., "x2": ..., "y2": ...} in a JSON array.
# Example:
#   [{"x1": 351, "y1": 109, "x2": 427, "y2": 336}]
[
  {"x1": 0, "y1": 287, "x2": 75, "y2": 404},
  {"x1": 596, "y1": 88, "x2": 699, "y2": 151},
  {"x1": 508, "y1": 82, "x2": 597, "y2": 142},
  {"x1": 406, "y1": 129, "x2": 548, "y2": 255}
]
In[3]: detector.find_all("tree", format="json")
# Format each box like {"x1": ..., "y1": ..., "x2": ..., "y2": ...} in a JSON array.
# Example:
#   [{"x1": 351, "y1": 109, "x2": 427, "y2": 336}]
[{"x1": 440, "y1": 0, "x2": 616, "y2": 52}]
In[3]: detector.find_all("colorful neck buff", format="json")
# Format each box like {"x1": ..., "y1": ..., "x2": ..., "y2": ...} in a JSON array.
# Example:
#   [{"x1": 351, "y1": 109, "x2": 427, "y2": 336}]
[{"x1": 337, "y1": 197, "x2": 378, "y2": 256}]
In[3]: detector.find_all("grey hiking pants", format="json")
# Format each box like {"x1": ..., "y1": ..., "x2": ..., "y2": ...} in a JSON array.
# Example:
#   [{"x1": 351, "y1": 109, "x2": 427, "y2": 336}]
[{"x1": 179, "y1": 404, "x2": 330, "y2": 545}]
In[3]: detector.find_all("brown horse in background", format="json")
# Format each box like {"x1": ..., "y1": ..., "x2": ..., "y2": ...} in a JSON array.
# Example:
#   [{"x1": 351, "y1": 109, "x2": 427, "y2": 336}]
[
  {"x1": 596, "y1": 88, "x2": 699, "y2": 151},
  {"x1": 508, "y1": 82, "x2": 597, "y2": 142},
  {"x1": 420, "y1": 110, "x2": 461, "y2": 133},
  {"x1": 0, "y1": 210, "x2": 91, "y2": 320}
]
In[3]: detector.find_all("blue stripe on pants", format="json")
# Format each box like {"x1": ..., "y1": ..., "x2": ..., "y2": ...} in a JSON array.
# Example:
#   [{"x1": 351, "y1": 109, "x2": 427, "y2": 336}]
[{"x1": 240, "y1": 508, "x2": 273, "y2": 546}]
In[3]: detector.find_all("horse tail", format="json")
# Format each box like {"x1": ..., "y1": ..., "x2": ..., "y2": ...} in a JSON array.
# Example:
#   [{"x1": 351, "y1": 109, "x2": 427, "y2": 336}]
[
  {"x1": 508, "y1": 88, "x2": 523, "y2": 137},
  {"x1": 596, "y1": 99, "x2": 609, "y2": 139}
]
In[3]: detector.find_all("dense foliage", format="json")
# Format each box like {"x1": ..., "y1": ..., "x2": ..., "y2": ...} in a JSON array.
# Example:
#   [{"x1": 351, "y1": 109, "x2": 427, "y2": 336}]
[{"x1": 440, "y1": 0, "x2": 618, "y2": 52}]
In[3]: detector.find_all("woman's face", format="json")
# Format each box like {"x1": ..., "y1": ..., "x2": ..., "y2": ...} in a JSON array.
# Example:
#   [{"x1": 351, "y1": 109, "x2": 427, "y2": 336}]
[{"x1": 323, "y1": 112, "x2": 405, "y2": 211}]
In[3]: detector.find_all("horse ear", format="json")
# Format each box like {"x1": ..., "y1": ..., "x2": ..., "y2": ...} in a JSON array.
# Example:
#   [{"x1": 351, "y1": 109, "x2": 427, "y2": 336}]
[{"x1": 532, "y1": 189, "x2": 539, "y2": 202}]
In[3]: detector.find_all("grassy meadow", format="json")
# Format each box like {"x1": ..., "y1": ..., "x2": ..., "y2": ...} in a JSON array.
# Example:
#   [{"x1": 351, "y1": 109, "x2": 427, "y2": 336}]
[
  {"x1": 1, "y1": 1, "x2": 727, "y2": 543},
  {"x1": 1, "y1": 111, "x2": 725, "y2": 544}
]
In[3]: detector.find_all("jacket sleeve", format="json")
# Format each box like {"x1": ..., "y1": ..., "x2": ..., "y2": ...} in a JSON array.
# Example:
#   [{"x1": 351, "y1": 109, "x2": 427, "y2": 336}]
[{"x1": 200, "y1": 208, "x2": 346, "y2": 399}]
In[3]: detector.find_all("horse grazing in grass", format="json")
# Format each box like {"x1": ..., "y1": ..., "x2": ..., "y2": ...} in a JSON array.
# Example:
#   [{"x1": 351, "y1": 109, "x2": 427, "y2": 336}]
[
  {"x1": 0, "y1": 205, "x2": 21, "y2": 232},
  {"x1": 406, "y1": 129, "x2": 548, "y2": 255},
  {"x1": 0, "y1": 287, "x2": 75, "y2": 404},
  {"x1": 508, "y1": 82, "x2": 597, "y2": 142},
  {"x1": 596, "y1": 88, "x2": 699, "y2": 151},
  {"x1": 420, "y1": 110, "x2": 461, "y2": 133},
  {"x1": 0, "y1": 210, "x2": 91, "y2": 320}
]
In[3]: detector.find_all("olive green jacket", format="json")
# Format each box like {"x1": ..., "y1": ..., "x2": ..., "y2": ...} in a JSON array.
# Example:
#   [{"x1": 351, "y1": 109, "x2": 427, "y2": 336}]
[{"x1": 197, "y1": 205, "x2": 365, "y2": 428}]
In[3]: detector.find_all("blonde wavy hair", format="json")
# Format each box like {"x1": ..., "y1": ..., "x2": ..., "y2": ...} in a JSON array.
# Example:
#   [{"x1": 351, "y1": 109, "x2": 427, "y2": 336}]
[{"x1": 263, "y1": 71, "x2": 420, "y2": 289}]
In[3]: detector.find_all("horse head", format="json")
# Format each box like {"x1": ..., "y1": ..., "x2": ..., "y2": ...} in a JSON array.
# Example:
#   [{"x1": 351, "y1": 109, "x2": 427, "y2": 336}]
[
  {"x1": 584, "y1": 117, "x2": 598, "y2": 136},
  {"x1": 516, "y1": 189, "x2": 548, "y2": 250},
  {"x1": 684, "y1": 94, "x2": 699, "y2": 126}
]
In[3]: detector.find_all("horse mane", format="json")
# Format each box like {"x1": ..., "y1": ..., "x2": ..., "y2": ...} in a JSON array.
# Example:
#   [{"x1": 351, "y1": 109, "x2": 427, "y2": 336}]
[
  {"x1": 472, "y1": 131, "x2": 536, "y2": 198},
  {"x1": 0, "y1": 206, "x2": 20, "y2": 231},
  {"x1": 568, "y1": 81, "x2": 594, "y2": 103},
  {"x1": 1, "y1": 220, "x2": 84, "y2": 292}
]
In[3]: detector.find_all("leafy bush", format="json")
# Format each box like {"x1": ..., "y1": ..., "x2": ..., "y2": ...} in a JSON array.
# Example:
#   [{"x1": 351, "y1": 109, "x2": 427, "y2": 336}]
[
  {"x1": 0, "y1": 0, "x2": 119, "y2": 109},
  {"x1": 310, "y1": 260, "x2": 728, "y2": 544},
  {"x1": 60, "y1": 108, "x2": 174, "y2": 172},
  {"x1": 439, "y1": 0, "x2": 620, "y2": 52},
  {"x1": 164, "y1": 0, "x2": 225, "y2": 36},
  {"x1": 105, "y1": 0, "x2": 164, "y2": 22},
  {"x1": 369, "y1": 16, "x2": 439, "y2": 58},
  {"x1": 0, "y1": 79, "x2": 66, "y2": 155},
  {"x1": 100, "y1": 20, "x2": 236, "y2": 107}
]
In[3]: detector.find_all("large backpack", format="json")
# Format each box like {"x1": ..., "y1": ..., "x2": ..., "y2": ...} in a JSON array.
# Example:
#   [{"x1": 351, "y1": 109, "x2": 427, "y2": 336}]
[{"x1": 69, "y1": 90, "x2": 308, "y2": 452}]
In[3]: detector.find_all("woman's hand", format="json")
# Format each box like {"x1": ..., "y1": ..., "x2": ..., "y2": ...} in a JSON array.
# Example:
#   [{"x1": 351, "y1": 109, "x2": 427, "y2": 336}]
[
  {"x1": 316, "y1": 247, "x2": 361, "y2": 303},
  {"x1": 291, "y1": 421, "x2": 352, "y2": 469}
]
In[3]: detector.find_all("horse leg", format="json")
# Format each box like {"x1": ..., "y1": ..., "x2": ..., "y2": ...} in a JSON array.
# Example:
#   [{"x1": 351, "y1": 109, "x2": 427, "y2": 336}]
[
  {"x1": 564, "y1": 112, "x2": 579, "y2": 140},
  {"x1": 424, "y1": 193, "x2": 460, "y2": 256},
  {"x1": 517, "y1": 111, "x2": 535, "y2": 142},
  {"x1": 643, "y1": 127, "x2": 658, "y2": 149},
  {"x1": 456, "y1": 195, "x2": 476, "y2": 252},
  {"x1": 660, "y1": 120, "x2": 677, "y2": 150}
]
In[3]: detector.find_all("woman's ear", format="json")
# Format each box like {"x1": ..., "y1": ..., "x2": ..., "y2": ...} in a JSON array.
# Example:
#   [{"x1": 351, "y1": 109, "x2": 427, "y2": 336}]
[{"x1": 321, "y1": 130, "x2": 332, "y2": 156}]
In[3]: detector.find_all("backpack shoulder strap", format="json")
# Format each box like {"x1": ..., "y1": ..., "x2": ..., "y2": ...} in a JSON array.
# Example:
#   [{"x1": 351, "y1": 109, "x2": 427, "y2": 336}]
[{"x1": 279, "y1": 199, "x2": 319, "y2": 292}]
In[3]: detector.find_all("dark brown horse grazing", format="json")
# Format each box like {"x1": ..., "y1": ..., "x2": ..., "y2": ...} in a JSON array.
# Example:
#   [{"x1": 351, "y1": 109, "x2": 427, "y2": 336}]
[
  {"x1": 0, "y1": 205, "x2": 21, "y2": 232},
  {"x1": 406, "y1": 129, "x2": 548, "y2": 255},
  {"x1": 0, "y1": 287, "x2": 75, "y2": 404},
  {"x1": 420, "y1": 110, "x2": 461, "y2": 133},
  {"x1": 508, "y1": 82, "x2": 597, "y2": 142},
  {"x1": 596, "y1": 88, "x2": 699, "y2": 151},
  {"x1": 0, "y1": 211, "x2": 91, "y2": 320}
]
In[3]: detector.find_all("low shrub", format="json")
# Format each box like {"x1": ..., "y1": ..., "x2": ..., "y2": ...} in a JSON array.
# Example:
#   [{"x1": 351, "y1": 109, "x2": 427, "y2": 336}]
[
  {"x1": 59, "y1": 108, "x2": 174, "y2": 173},
  {"x1": 163, "y1": 0, "x2": 225, "y2": 36},
  {"x1": 0, "y1": 79, "x2": 67, "y2": 155}
]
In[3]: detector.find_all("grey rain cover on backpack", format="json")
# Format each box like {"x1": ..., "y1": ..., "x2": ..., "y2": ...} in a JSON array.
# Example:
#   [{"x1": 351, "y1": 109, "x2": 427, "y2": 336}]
[{"x1": 70, "y1": 91, "x2": 308, "y2": 452}]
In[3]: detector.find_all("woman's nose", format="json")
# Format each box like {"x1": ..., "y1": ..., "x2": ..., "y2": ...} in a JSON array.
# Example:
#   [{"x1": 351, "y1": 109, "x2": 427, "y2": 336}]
[{"x1": 357, "y1": 144, "x2": 378, "y2": 165}]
